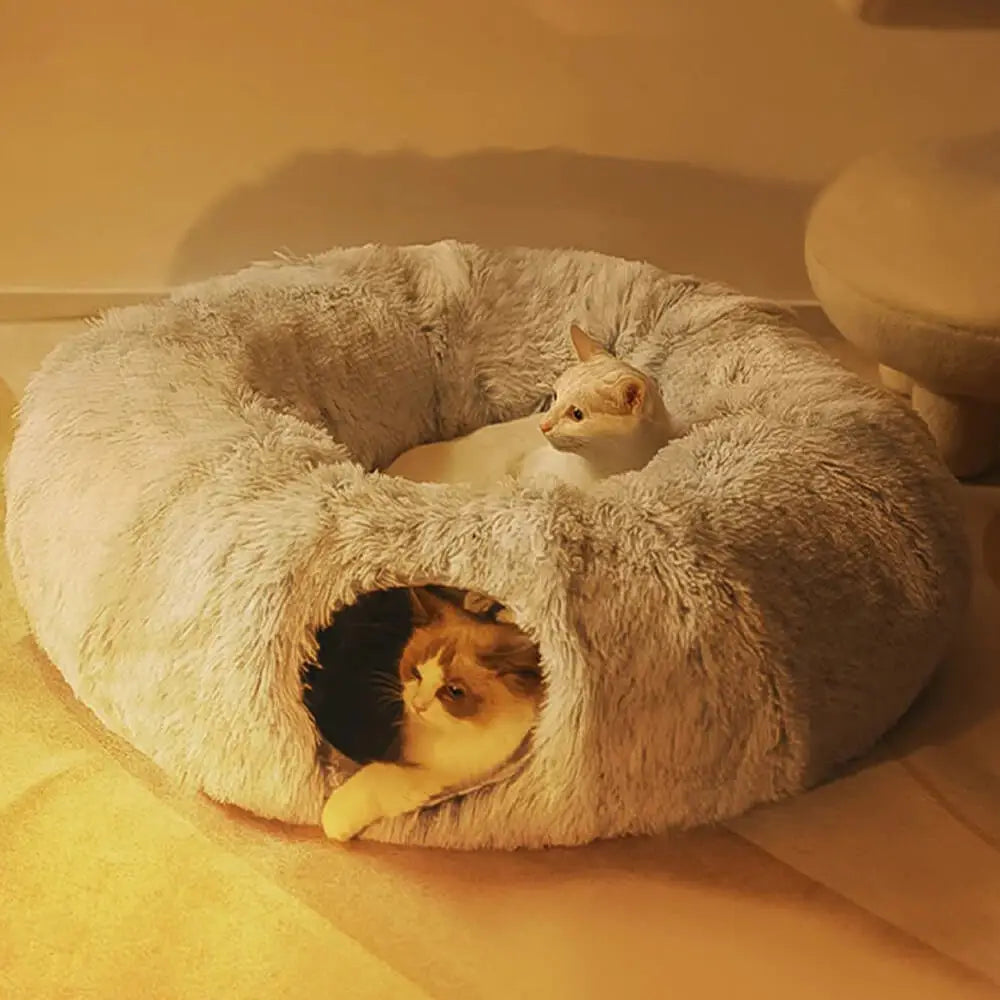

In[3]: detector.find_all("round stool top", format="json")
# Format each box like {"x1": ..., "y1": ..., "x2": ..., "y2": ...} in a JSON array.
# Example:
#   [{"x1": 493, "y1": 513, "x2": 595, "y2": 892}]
[{"x1": 806, "y1": 132, "x2": 1000, "y2": 331}]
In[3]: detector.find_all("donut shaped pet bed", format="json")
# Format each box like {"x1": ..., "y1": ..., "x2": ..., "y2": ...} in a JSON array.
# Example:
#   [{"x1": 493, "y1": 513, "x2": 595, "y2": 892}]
[{"x1": 4, "y1": 241, "x2": 970, "y2": 849}]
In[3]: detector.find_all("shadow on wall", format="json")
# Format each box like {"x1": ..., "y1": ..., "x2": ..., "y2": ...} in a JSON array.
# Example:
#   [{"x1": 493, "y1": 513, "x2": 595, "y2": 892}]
[{"x1": 171, "y1": 148, "x2": 817, "y2": 297}]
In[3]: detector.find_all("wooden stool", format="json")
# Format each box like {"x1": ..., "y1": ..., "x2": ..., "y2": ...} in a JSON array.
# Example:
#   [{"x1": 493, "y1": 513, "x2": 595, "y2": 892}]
[{"x1": 805, "y1": 131, "x2": 1000, "y2": 478}]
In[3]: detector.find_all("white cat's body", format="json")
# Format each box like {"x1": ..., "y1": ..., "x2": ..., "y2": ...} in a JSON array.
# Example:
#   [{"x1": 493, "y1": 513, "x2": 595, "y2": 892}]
[
  {"x1": 385, "y1": 326, "x2": 678, "y2": 492},
  {"x1": 517, "y1": 445, "x2": 599, "y2": 489},
  {"x1": 387, "y1": 403, "x2": 675, "y2": 491},
  {"x1": 384, "y1": 414, "x2": 542, "y2": 488}
]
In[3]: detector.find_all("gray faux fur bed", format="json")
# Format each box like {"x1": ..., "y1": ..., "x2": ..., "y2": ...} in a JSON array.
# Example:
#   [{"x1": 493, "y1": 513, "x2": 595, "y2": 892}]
[{"x1": 4, "y1": 241, "x2": 970, "y2": 849}]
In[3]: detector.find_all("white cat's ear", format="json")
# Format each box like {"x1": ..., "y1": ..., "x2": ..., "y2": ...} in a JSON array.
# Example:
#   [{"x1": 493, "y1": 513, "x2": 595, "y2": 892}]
[
  {"x1": 569, "y1": 325, "x2": 608, "y2": 362},
  {"x1": 619, "y1": 376, "x2": 646, "y2": 414},
  {"x1": 408, "y1": 587, "x2": 451, "y2": 625}
]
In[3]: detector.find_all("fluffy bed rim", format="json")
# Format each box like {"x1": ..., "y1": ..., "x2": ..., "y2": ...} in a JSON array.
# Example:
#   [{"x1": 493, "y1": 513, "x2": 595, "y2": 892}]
[{"x1": 3, "y1": 241, "x2": 970, "y2": 849}]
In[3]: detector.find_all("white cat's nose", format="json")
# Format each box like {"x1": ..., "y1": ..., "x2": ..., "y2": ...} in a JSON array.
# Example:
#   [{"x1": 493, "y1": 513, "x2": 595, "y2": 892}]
[{"x1": 539, "y1": 419, "x2": 553, "y2": 434}]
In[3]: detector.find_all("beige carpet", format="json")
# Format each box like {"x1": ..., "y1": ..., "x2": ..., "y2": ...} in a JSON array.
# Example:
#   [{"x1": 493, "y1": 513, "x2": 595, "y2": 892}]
[{"x1": 2, "y1": 319, "x2": 999, "y2": 999}]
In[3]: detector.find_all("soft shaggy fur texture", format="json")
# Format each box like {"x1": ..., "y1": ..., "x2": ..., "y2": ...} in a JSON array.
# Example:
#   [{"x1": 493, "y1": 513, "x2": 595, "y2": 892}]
[{"x1": 3, "y1": 241, "x2": 971, "y2": 849}]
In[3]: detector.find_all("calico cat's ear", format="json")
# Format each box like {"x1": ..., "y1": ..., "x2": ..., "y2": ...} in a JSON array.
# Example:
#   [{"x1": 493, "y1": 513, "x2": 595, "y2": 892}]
[
  {"x1": 618, "y1": 376, "x2": 646, "y2": 413},
  {"x1": 483, "y1": 630, "x2": 541, "y2": 673},
  {"x1": 570, "y1": 325, "x2": 608, "y2": 362},
  {"x1": 481, "y1": 630, "x2": 543, "y2": 695},
  {"x1": 408, "y1": 587, "x2": 453, "y2": 625},
  {"x1": 500, "y1": 668, "x2": 544, "y2": 697}
]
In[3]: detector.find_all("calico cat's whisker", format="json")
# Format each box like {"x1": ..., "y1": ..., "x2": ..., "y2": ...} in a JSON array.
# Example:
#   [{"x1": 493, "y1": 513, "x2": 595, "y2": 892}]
[{"x1": 369, "y1": 673, "x2": 401, "y2": 685}]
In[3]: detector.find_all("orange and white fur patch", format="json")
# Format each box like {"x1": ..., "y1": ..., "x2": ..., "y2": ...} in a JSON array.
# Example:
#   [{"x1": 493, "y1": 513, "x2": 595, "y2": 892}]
[
  {"x1": 384, "y1": 325, "x2": 677, "y2": 491},
  {"x1": 321, "y1": 588, "x2": 543, "y2": 842}
]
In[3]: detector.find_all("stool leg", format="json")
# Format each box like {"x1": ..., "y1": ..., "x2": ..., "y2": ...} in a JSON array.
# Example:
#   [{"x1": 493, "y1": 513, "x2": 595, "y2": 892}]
[
  {"x1": 878, "y1": 364, "x2": 914, "y2": 396},
  {"x1": 910, "y1": 383, "x2": 1000, "y2": 479}
]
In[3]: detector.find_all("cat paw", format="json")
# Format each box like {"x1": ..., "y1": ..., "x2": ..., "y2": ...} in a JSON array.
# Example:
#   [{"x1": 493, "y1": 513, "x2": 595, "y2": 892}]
[
  {"x1": 321, "y1": 785, "x2": 375, "y2": 842},
  {"x1": 321, "y1": 807, "x2": 366, "y2": 842}
]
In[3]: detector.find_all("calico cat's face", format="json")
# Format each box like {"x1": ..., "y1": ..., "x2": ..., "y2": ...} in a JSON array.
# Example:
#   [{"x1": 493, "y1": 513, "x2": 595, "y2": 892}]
[
  {"x1": 539, "y1": 325, "x2": 655, "y2": 453},
  {"x1": 399, "y1": 590, "x2": 543, "y2": 737}
]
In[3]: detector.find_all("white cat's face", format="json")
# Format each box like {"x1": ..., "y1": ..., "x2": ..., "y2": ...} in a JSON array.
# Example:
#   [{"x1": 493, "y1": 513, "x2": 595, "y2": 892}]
[
  {"x1": 539, "y1": 363, "x2": 649, "y2": 453},
  {"x1": 538, "y1": 324, "x2": 657, "y2": 454}
]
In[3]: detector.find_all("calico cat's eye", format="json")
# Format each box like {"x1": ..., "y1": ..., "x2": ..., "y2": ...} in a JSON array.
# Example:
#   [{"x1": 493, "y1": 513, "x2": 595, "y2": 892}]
[
  {"x1": 412, "y1": 665, "x2": 422, "y2": 681},
  {"x1": 443, "y1": 684, "x2": 465, "y2": 700},
  {"x1": 570, "y1": 407, "x2": 584, "y2": 421}
]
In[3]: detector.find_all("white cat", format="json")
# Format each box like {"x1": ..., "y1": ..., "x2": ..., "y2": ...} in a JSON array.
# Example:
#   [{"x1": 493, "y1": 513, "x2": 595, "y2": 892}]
[
  {"x1": 384, "y1": 325, "x2": 677, "y2": 490},
  {"x1": 520, "y1": 324, "x2": 677, "y2": 488},
  {"x1": 383, "y1": 411, "x2": 543, "y2": 488}
]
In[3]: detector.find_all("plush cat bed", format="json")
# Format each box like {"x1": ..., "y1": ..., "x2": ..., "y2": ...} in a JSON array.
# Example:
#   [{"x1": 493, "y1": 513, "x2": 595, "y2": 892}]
[{"x1": 3, "y1": 241, "x2": 970, "y2": 849}]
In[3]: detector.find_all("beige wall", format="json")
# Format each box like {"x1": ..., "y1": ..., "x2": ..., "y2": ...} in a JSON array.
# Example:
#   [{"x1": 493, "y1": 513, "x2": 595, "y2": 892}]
[{"x1": 2, "y1": 0, "x2": 999, "y2": 299}]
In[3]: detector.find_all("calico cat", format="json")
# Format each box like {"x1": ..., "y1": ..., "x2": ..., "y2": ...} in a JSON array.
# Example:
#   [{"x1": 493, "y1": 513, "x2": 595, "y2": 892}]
[
  {"x1": 383, "y1": 325, "x2": 677, "y2": 490},
  {"x1": 321, "y1": 587, "x2": 543, "y2": 841}
]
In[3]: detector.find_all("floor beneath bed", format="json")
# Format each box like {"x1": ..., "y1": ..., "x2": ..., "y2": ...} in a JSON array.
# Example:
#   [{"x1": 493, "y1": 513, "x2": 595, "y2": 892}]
[{"x1": 2, "y1": 316, "x2": 999, "y2": 999}]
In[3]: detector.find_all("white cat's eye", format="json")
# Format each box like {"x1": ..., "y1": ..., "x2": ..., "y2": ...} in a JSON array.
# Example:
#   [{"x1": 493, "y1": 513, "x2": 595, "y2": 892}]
[{"x1": 570, "y1": 407, "x2": 584, "y2": 421}]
